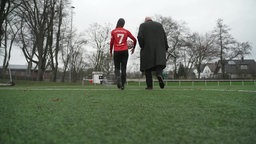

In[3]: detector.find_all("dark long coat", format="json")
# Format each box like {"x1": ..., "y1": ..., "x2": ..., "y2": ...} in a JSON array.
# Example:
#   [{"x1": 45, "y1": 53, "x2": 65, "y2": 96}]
[{"x1": 137, "y1": 20, "x2": 169, "y2": 72}]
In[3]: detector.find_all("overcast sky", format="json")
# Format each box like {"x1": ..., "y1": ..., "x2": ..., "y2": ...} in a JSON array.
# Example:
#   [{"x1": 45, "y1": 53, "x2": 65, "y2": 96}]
[
  {"x1": 8, "y1": 0, "x2": 256, "y2": 65},
  {"x1": 72, "y1": 0, "x2": 256, "y2": 56}
]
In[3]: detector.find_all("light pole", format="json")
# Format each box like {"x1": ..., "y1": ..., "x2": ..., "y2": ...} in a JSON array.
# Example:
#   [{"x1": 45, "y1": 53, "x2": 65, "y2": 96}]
[{"x1": 69, "y1": 6, "x2": 75, "y2": 82}]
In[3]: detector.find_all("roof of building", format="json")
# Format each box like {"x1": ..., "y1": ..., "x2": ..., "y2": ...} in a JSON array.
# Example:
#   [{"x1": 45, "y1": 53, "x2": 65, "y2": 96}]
[
  {"x1": 205, "y1": 63, "x2": 218, "y2": 72},
  {"x1": 218, "y1": 59, "x2": 256, "y2": 74}
]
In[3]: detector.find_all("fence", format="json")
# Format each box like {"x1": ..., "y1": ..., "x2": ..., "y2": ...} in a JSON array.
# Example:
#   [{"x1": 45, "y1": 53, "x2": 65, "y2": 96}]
[{"x1": 126, "y1": 79, "x2": 256, "y2": 87}]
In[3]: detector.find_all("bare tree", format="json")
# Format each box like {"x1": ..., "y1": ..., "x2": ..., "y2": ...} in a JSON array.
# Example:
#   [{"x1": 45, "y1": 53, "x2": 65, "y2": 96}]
[
  {"x1": 86, "y1": 23, "x2": 114, "y2": 77},
  {"x1": 213, "y1": 19, "x2": 237, "y2": 78},
  {"x1": 0, "y1": 0, "x2": 19, "y2": 78},
  {"x1": 229, "y1": 41, "x2": 252, "y2": 60},
  {"x1": 57, "y1": 21, "x2": 88, "y2": 82},
  {"x1": 188, "y1": 32, "x2": 218, "y2": 78},
  {"x1": 15, "y1": 0, "x2": 52, "y2": 80},
  {"x1": 0, "y1": 0, "x2": 10, "y2": 47},
  {"x1": 155, "y1": 15, "x2": 190, "y2": 78},
  {"x1": 59, "y1": 29, "x2": 70, "y2": 82},
  {"x1": 14, "y1": 0, "x2": 72, "y2": 81},
  {"x1": 47, "y1": 0, "x2": 58, "y2": 82},
  {"x1": 178, "y1": 36, "x2": 196, "y2": 78},
  {"x1": 48, "y1": 0, "x2": 70, "y2": 82},
  {"x1": 69, "y1": 33, "x2": 87, "y2": 82}
]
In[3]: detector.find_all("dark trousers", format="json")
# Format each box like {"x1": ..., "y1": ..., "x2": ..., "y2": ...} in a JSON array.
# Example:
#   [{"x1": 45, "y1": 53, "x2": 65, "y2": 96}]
[
  {"x1": 145, "y1": 66, "x2": 163, "y2": 88},
  {"x1": 114, "y1": 50, "x2": 128, "y2": 86}
]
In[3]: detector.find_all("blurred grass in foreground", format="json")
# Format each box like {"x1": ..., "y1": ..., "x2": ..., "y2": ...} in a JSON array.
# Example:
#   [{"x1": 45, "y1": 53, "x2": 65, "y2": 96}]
[{"x1": 0, "y1": 83, "x2": 255, "y2": 144}]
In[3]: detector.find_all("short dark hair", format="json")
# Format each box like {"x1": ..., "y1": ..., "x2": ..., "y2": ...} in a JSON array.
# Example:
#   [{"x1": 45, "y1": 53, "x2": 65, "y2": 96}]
[{"x1": 116, "y1": 18, "x2": 125, "y2": 28}]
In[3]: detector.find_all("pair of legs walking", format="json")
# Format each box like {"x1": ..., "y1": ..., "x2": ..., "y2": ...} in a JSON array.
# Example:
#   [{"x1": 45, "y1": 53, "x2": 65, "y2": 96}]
[
  {"x1": 114, "y1": 51, "x2": 128, "y2": 90},
  {"x1": 145, "y1": 66, "x2": 165, "y2": 89}
]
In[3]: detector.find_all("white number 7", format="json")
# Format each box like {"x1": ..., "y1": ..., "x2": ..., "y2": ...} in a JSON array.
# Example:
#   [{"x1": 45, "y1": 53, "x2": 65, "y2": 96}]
[{"x1": 117, "y1": 34, "x2": 124, "y2": 44}]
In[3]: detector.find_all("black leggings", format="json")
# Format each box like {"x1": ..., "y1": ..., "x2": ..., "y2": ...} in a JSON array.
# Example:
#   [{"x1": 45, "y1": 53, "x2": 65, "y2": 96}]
[
  {"x1": 145, "y1": 66, "x2": 163, "y2": 88},
  {"x1": 114, "y1": 50, "x2": 129, "y2": 85}
]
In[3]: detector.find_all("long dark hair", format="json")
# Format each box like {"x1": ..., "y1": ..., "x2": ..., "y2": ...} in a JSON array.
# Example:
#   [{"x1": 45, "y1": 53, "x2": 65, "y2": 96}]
[{"x1": 116, "y1": 18, "x2": 125, "y2": 28}]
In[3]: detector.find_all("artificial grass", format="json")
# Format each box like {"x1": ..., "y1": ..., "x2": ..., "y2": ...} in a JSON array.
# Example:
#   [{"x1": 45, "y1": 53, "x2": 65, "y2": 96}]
[{"x1": 0, "y1": 85, "x2": 256, "y2": 144}]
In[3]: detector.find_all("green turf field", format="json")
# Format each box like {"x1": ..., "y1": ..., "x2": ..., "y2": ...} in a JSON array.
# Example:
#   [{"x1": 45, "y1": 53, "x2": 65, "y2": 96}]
[{"x1": 0, "y1": 82, "x2": 255, "y2": 144}]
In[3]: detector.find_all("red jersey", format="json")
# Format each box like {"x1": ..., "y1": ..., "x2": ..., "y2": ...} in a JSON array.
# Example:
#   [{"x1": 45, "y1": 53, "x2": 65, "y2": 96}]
[{"x1": 110, "y1": 27, "x2": 136, "y2": 53}]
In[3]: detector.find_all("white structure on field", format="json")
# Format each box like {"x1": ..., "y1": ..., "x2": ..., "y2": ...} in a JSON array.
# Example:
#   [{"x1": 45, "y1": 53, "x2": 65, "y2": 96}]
[{"x1": 92, "y1": 71, "x2": 103, "y2": 84}]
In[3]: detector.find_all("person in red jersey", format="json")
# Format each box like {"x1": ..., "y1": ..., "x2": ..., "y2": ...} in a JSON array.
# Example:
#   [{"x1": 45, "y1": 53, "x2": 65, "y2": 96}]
[{"x1": 110, "y1": 18, "x2": 137, "y2": 90}]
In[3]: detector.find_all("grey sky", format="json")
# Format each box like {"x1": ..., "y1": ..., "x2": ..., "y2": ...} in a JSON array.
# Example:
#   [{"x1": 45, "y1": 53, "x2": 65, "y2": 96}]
[
  {"x1": 8, "y1": 0, "x2": 256, "y2": 64},
  {"x1": 73, "y1": 0, "x2": 256, "y2": 58}
]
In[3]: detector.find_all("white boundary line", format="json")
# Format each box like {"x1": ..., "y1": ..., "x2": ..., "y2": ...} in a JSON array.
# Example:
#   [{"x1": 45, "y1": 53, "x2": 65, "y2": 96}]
[
  {"x1": 1, "y1": 87, "x2": 256, "y2": 93},
  {"x1": 202, "y1": 88, "x2": 256, "y2": 93}
]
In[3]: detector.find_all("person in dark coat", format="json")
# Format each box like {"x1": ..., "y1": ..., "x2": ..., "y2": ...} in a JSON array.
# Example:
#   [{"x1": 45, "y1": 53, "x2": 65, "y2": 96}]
[{"x1": 137, "y1": 17, "x2": 169, "y2": 90}]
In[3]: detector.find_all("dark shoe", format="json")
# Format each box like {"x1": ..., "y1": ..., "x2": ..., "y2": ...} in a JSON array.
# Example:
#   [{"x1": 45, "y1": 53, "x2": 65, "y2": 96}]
[
  {"x1": 157, "y1": 75, "x2": 165, "y2": 89},
  {"x1": 117, "y1": 77, "x2": 121, "y2": 89},
  {"x1": 145, "y1": 87, "x2": 153, "y2": 90},
  {"x1": 117, "y1": 83, "x2": 121, "y2": 89},
  {"x1": 121, "y1": 82, "x2": 125, "y2": 90}
]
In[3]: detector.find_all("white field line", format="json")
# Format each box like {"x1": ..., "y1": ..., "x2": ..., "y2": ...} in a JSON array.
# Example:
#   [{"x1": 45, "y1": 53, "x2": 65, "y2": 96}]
[
  {"x1": 203, "y1": 88, "x2": 256, "y2": 93},
  {"x1": 1, "y1": 87, "x2": 256, "y2": 93}
]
